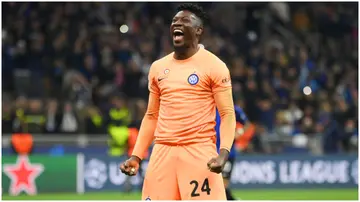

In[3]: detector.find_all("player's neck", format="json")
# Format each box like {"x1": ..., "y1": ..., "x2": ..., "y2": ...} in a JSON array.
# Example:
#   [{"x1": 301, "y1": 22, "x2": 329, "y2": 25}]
[{"x1": 173, "y1": 44, "x2": 200, "y2": 60}]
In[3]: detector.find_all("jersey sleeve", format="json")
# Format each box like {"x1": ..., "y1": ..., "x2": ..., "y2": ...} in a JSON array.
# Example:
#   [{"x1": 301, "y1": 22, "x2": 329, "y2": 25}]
[
  {"x1": 214, "y1": 88, "x2": 236, "y2": 153},
  {"x1": 131, "y1": 65, "x2": 161, "y2": 159},
  {"x1": 148, "y1": 63, "x2": 160, "y2": 95},
  {"x1": 131, "y1": 91, "x2": 159, "y2": 160},
  {"x1": 210, "y1": 61, "x2": 232, "y2": 93}
]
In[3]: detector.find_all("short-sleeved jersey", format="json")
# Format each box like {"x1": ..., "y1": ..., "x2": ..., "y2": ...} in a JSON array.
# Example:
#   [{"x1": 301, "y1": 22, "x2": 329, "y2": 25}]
[
  {"x1": 215, "y1": 105, "x2": 249, "y2": 158},
  {"x1": 148, "y1": 48, "x2": 231, "y2": 145}
]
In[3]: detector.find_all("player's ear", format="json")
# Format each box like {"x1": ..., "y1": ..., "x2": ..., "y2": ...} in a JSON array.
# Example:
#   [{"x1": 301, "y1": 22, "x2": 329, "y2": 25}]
[{"x1": 196, "y1": 26, "x2": 203, "y2": 37}]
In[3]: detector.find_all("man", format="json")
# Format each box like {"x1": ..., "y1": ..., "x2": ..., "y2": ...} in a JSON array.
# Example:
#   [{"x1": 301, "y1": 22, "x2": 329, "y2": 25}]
[
  {"x1": 23, "y1": 99, "x2": 46, "y2": 133},
  {"x1": 216, "y1": 105, "x2": 254, "y2": 200},
  {"x1": 106, "y1": 93, "x2": 131, "y2": 157},
  {"x1": 120, "y1": 4, "x2": 235, "y2": 200}
]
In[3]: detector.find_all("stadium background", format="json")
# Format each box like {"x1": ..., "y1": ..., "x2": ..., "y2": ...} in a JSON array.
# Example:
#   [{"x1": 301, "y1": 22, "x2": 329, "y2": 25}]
[{"x1": 1, "y1": 2, "x2": 358, "y2": 200}]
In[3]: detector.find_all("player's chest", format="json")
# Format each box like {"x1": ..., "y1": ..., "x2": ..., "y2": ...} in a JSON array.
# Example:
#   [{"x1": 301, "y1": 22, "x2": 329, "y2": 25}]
[{"x1": 156, "y1": 66, "x2": 210, "y2": 93}]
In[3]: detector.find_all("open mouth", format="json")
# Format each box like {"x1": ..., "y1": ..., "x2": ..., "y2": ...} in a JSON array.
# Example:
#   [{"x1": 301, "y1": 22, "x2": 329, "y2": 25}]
[{"x1": 173, "y1": 29, "x2": 184, "y2": 41}]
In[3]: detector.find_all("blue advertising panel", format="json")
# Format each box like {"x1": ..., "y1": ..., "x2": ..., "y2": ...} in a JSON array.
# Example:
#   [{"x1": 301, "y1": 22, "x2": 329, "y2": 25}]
[{"x1": 80, "y1": 154, "x2": 357, "y2": 192}]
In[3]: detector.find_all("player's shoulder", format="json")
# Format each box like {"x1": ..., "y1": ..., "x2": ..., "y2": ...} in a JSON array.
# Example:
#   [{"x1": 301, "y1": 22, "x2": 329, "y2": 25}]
[
  {"x1": 149, "y1": 53, "x2": 174, "y2": 73},
  {"x1": 199, "y1": 49, "x2": 229, "y2": 75},
  {"x1": 152, "y1": 52, "x2": 174, "y2": 66},
  {"x1": 200, "y1": 48, "x2": 227, "y2": 67},
  {"x1": 199, "y1": 49, "x2": 229, "y2": 77}
]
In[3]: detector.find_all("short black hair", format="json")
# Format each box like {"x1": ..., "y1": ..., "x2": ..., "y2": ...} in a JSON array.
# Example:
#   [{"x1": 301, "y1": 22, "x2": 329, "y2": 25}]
[{"x1": 176, "y1": 3, "x2": 209, "y2": 26}]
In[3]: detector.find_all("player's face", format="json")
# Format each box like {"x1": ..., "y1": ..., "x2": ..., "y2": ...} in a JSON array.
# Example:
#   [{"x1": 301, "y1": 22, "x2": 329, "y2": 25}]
[{"x1": 170, "y1": 11, "x2": 200, "y2": 48}]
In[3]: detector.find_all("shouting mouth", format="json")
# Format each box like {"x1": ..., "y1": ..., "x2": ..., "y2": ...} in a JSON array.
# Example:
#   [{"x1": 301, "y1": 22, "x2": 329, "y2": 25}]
[{"x1": 173, "y1": 29, "x2": 184, "y2": 42}]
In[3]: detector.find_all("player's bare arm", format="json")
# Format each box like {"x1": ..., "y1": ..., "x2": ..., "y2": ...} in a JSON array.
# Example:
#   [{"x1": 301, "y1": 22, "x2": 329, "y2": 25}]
[
  {"x1": 120, "y1": 91, "x2": 160, "y2": 176},
  {"x1": 208, "y1": 88, "x2": 236, "y2": 173}
]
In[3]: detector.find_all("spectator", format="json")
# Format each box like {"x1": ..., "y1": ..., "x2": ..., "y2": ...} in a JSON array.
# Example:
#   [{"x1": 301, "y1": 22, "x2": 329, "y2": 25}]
[
  {"x1": 45, "y1": 99, "x2": 62, "y2": 134},
  {"x1": 60, "y1": 102, "x2": 79, "y2": 133},
  {"x1": 2, "y1": 102, "x2": 15, "y2": 133},
  {"x1": 129, "y1": 99, "x2": 147, "y2": 129},
  {"x1": 23, "y1": 99, "x2": 45, "y2": 134},
  {"x1": 86, "y1": 106, "x2": 105, "y2": 134},
  {"x1": 106, "y1": 93, "x2": 131, "y2": 156}
]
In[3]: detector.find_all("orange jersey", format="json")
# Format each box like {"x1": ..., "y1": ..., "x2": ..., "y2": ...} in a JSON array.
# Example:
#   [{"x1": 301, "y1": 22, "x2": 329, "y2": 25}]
[{"x1": 148, "y1": 48, "x2": 232, "y2": 145}]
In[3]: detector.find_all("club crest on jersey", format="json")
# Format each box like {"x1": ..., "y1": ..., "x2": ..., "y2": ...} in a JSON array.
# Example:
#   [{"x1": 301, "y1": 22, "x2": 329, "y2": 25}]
[{"x1": 188, "y1": 73, "x2": 199, "y2": 85}]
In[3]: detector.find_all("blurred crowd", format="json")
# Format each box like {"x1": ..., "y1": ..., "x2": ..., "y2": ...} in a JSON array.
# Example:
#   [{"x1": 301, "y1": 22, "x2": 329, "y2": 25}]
[{"x1": 2, "y1": 2, "x2": 358, "y2": 154}]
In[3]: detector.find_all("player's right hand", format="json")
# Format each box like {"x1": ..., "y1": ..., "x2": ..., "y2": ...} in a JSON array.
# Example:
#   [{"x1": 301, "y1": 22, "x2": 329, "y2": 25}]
[{"x1": 119, "y1": 156, "x2": 141, "y2": 176}]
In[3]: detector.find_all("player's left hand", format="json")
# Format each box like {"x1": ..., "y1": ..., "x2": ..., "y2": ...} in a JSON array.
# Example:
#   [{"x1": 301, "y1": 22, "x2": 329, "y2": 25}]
[{"x1": 207, "y1": 149, "x2": 229, "y2": 174}]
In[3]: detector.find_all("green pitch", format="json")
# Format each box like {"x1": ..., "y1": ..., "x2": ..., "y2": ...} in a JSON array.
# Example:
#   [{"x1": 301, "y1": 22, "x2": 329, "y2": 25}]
[{"x1": 2, "y1": 189, "x2": 358, "y2": 200}]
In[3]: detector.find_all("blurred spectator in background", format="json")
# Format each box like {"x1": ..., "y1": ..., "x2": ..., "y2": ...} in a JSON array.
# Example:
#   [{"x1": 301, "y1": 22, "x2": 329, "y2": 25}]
[
  {"x1": 45, "y1": 99, "x2": 61, "y2": 134},
  {"x1": 23, "y1": 99, "x2": 45, "y2": 134},
  {"x1": 86, "y1": 105, "x2": 105, "y2": 135},
  {"x1": 2, "y1": 101, "x2": 15, "y2": 134},
  {"x1": 106, "y1": 93, "x2": 131, "y2": 156},
  {"x1": 59, "y1": 102, "x2": 79, "y2": 133},
  {"x1": 129, "y1": 99, "x2": 147, "y2": 130}
]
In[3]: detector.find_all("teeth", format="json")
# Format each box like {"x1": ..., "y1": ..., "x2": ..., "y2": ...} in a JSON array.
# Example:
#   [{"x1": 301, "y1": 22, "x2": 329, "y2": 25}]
[{"x1": 174, "y1": 29, "x2": 183, "y2": 34}]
